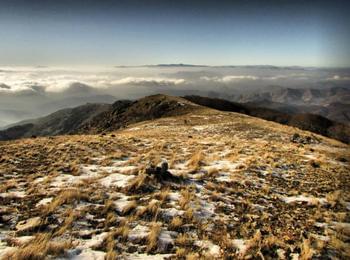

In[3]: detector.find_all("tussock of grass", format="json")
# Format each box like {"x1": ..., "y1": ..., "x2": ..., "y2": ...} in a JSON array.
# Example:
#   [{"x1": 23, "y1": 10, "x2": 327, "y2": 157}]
[
  {"x1": 4, "y1": 233, "x2": 72, "y2": 260},
  {"x1": 105, "y1": 231, "x2": 117, "y2": 260},
  {"x1": 54, "y1": 209, "x2": 77, "y2": 236},
  {"x1": 175, "y1": 233, "x2": 192, "y2": 247},
  {"x1": 44, "y1": 189, "x2": 88, "y2": 214},
  {"x1": 0, "y1": 180, "x2": 18, "y2": 193},
  {"x1": 300, "y1": 239, "x2": 314, "y2": 260},
  {"x1": 122, "y1": 200, "x2": 137, "y2": 215},
  {"x1": 103, "y1": 199, "x2": 115, "y2": 214},
  {"x1": 115, "y1": 224, "x2": 130, "y2": 241},
  {"x1": 170, "y1": 216, "x2": 183, "y2": 230},
  {"x1": 147, "y1": 222, "x2": 162, "y2": 252},
  {"x1": 326, "y1": 190, "x2": 342, "y2": 207},
  {"x1": 187, "y1": 151, "x2": 204, "y2": 172},
  {"x1": 136, "y1": 200, "x2": 159, "y2": 220},
  {"x1": 179, "y1": 188, "x2": 194, "y2": 210},
  {"x1": 125, "y1": 173, "x2": 147, "y2": 193}
]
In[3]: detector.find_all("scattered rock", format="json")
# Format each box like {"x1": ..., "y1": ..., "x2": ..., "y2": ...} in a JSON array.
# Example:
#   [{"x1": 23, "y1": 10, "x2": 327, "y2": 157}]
[
  {"x1": 145, "y1": 161, "x2": 182, "y2": 182},
  {"x1": 291, "y1": 133, "x2": 318, "y2": 144},
  {"x1": 338, "y1": 157, "x2": 347, "y2": 162}
]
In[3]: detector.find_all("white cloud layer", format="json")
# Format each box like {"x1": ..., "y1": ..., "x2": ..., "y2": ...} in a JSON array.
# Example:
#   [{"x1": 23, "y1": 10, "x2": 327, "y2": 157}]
[{"x1": 0, "y1": 66, "x2": 349, "y2": 127}]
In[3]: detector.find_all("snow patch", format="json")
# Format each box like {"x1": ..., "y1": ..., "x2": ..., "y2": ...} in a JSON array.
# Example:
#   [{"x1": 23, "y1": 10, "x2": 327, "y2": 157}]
[
  {"x1": 0, "y1": 191, "x2": 26, "y2": 198},
  {"x1": 128, "y1": 225, "x2": 149, "y2": 243},
  {"x1": 194, "y1": 240, "x2": 221, "y2": 257},
  {"x1": 280, "y1": 195, "x2": 327, "y2": 205},
  {"x1": 36, "y1": 197, "x2": 53, "y2": 207},
  {"x1": 100, "y1": 173, "x2": 135, "y2": 188},
  {"x1": 65, "y1": 248, "x2": 106, "y2": 260}
]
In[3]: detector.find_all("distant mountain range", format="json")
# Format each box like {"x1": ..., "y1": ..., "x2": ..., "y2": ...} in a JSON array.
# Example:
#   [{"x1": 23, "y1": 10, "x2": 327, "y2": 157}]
[
  {"x1": 0, "y1": 94, "x2": 349, "y2": 144},
  {"x1": 210, "y1": 86, "x2": 350, "y2": 125}
]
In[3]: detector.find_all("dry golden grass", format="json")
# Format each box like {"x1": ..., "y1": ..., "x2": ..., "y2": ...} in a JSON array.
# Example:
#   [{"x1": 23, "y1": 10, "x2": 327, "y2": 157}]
[
  {"x1": 0, "y1": 180, "x2": 18, "y2": 193},
  {"x1": 300, "y1": 239, "x2": 314, "y2": 260},
  {"x1": 186, "y1": 252, "x2": 200, "y2": 260},
  {"x1": 175, "y1": 247, "x2": 187, "y2": 258},
  {"x1": 115, "y1": 224, "x2": 130, "y2": 241},
  {"x1": 3, "y1": 233, "x2": 72, "y2": 260},
  {"x1": 1, "y1": 105, "x2": 349, "y2": 259},
  {"x1": 329, "y1": 235, "x2": 350, "y2": 257},
  {"x1": 105, "y1": 231, "x2": 117, "y2": 260},
  {"x1": 122, "y1": 200, "x2": 137, "y2": 215},
  {"x1": 175, "y1": 233, "x2": 192, "y2": 247},
  {"x1": 207, "y1": 167, "x2": 219, "y2": 178},
  {"x1": 170, "y1": 216, "x2": 183, "y2": 230},
  {"x1": 68, "y1": 162, "x2": 81, "y2": 176},
  {"x1": 136, "y1": 200, "x2": 159, "y2": 220},
  {"x1": 54, "y1": 209, "x2": 77, "y2": 236},
  {"x1": 103, "y1": 199, "x2": 115, "y2": 214},
  {"x1": 179, "y1": 188, "x2": 194, "y2": 210},
  {"x1": 326, "y1": 190, "x2": 342, "y2": 207},
  {"x1": 105, "y1": 212, "x2": 118, "y2": 227},
  {"x1": 125, "y1": 173, "x2": 147, "y2": 193},
  {"x1": 44, "y1": 188, "x2": 88, "y2": 214},
  {"x1": 187, "y1": 150, "x2": 204, "y2": 172},
  {"x1": 146, "y1": 222, "x2": 162, "y2": 252},
  {"x1": 157, "y1": 187, "x2": 170, "y2": 203}
]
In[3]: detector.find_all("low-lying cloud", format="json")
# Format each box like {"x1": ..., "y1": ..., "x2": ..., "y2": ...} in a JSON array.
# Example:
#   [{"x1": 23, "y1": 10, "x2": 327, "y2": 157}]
[{"x1": 0, "y1": 66, "x2": 349, "y2": 127}]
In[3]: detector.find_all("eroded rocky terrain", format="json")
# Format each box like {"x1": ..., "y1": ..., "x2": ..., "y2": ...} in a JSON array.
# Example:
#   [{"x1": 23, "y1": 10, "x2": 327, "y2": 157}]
[{"x1": 0, "y1": 106, "x2": 349, "y2": 259}]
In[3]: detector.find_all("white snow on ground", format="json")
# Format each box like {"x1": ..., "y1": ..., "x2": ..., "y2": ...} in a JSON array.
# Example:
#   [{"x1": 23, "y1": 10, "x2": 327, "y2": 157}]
[
  {"x1": 78, "y1": 232, "x2": 109, "y2": 249},
  {"x1": 203, "y1": 160, "x2": 240, "y2": 172},
  {"x1": 113, "y1": 193, "x2": 133, "y2": 213},
  {"x1": 0, "y1": 191, "x2": 26, "y2": 198},
  {"x1": 51, "y1": 163, "x2": 137, "y2": 188},
  {"x1": 194, "y1": 199, "x2": 216, "y2": 220},
  {"x1": 345, "y1": 202, "x2": 350, "y2": 211},
  {"x1": 0, "y1": 246, "x2": 16, "y2": 259},
  {"x1": 303, "y1": 154, "x2": 318, "y2": 160},
  {"x1": 216, "y1": 174, "x2": 232, "y2": 182},
  {"x1": 124, "y1": 253, "x2": 173, "y2": 260},
  {"x1": 280, "y1": 195, "x2": 327, "y2": 205},
  {"x1": 128, "y1": 225, "x2": 149, "y2": 243},
  {"x1": 65, "y1": 248, "x2": 106, "y2": 260},
  {"x1": 168, "y1": 192, "x2": 180, "y2": 201},
  {"x1": 158, "y1": 230, "x2": 176, "y2": 252},
  {"x1": 100, "y1": 173, "x2": 135, "y2": 188},
  {"x1": 161, "y1": 208, "x2": 184, "y2": 219},
  {"x1": 33, "y1": 177, "x2": 45, "y2": 184},
  {"x1": 192, "y1": 126, "x2": 208, "y2": 131},
  {"x1": 36, "y1": 197, "x2": 53, "y2": 207},
  {"x1": 330, "y1": 222, "x2": 350, "y2": 230},
  {"x1": 194, "y1": 240, "x2": 221, "y2": 257},
  {"x1": 311, "y1": 234, "x2": 330, "y2": 242},
  {"x1": 232, "y1": 239, "x2": 248, "y2": 255},
  {"x1": 0, "y1": 230, "x2": 16, "y2": 258},
  {"x1": 10, "y1": 236, "x2": 34, "y2": 245},
  {"x1": 114, "y1": 165, "x2": 138, "y2": 174},
  {"x1": 50, "y1": 174, "x2": 81, "y2": 188},
  {"x1": 127, "y1": 127, "x2": 141, "y2": 131},
  {"x1": 80, "y1": 165, "x2": 101, "y2": 178}
]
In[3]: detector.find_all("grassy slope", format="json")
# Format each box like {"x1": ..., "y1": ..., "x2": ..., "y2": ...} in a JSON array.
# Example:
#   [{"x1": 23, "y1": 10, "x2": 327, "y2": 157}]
[{"x1": 0, "y1": 108, "x2": 349, "y2": 259}]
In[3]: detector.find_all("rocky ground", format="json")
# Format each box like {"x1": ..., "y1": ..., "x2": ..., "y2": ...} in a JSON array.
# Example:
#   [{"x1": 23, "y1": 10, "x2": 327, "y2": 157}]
[{"x1": 0, "y1": 107, "x2": 349, "y2": 259}]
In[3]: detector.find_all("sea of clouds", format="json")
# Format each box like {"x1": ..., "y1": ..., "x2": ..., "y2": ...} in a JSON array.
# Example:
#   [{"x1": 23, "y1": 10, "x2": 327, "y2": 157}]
[{"x1": 0, "y1": 66, "x2": 349, "y2": 127}]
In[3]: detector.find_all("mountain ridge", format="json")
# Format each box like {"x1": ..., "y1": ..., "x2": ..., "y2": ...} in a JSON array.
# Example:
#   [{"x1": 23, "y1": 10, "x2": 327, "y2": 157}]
[{"x1": 0, "y1": 94, "x2": 349, "y2": 144}]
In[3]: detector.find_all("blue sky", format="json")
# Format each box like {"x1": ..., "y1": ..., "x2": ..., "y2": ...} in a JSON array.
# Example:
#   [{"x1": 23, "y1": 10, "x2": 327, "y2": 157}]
[{"x1": 0, "y1": 0, "x2": 349, "y2": 67}]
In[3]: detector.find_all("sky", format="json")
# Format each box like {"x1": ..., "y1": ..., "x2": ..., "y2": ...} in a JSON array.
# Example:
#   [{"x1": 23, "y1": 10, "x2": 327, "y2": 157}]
[{"x1": 0, "y1": 0, "x2": 349, "y2": 67}]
